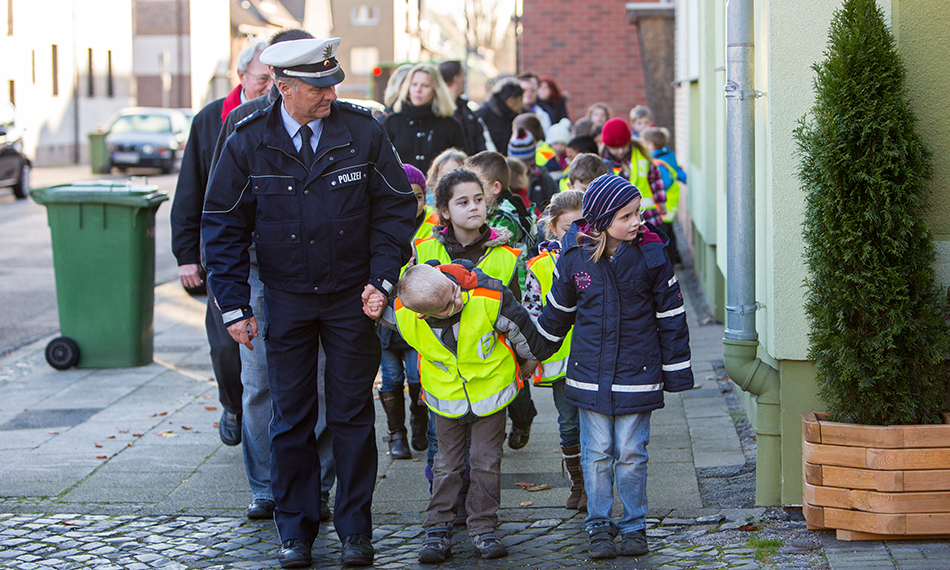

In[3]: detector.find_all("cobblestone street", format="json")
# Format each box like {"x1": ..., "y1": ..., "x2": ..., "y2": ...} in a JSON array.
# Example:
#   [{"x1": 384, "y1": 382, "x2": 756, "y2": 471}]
[{"x1": 0, "y1": 509, "x2": 837, "y2": 570}]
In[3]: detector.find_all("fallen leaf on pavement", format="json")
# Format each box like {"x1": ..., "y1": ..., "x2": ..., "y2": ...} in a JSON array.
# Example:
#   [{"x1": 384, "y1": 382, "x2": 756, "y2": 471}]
[
  {"x1": 158, "y1": 430, "x2": 177, "y2": 438},
  {"x1": 96, "y1": 455, "x2": 107, "y2": 459},
  {"x1": 94, "y1": 443, "x2": 102, "y2": 448},
  {"x1": 106, "y1": 435, "x2": 115, "y2": 439},
  {"x1": 526, "y1": 484, "x2": 552, "y2": 492},
  {"x1": 205, "y1": 406, "x2": 218, "y2": 411},
  {"x1": 519, "y1": 501, "x2": 532, "y2": 507},
  {"x1": 132, "y1": 434, "x2": 144, "y2": 437},
  {"x1": 737, "y1": 524, "x2": 758, "y2": 532},
  {"x1": 181, "y1": 426, "x2": 192, "y2": 430},
  {"x1": 212, "y1": 422, "x2": 219, "y2": 428},
  {"x1": 514, "y1": 482, "x2": 535, "y2": 488},
  {"x1": 47, "y1": 431, "x2": 58, "y2": 435},
  {"x1": 117, "y1": 429, "x2": 129, "y2": 434}
]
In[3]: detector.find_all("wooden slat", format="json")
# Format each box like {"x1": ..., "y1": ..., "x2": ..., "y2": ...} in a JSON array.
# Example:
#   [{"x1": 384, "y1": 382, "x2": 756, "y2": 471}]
[
  {"x1": 822, "y1": 507, "x2": 905, "y2": 535},
  {"x1": 802, "y1": 411, "x2": 821, "y2": 444},
  {"x1": 802, "y1": 440, "x2": 868, "y2": 469},
  {"x1": 805, "y1": 482, "x2": 950, "y2": 514},
  {"x1": 803, "y1": 461, "x2": 823, "y2": 486},
  {"x1": 817, "y1": 465, "x2": 904, "y2": 492},
  {"x1": 803, "y1": 502, "x2": 825, "y2": 529},
  {"x1": 867, "y1": 447, "x2": 950, "y2": 470},
  {"x1": 836, "y1": 530, "x2": 950, "y2": 541},
  {"x1": 813, "y1": 412, "x2": 950, "y2": 449},
  {"x1": 904, "y1": 470, "x2": 950, "y2": 492},
  {"x1": 906, "y1": 513, "x2": 950, "y2": 534},
  {"x1": 804, "y1": 482, "x2": 870, "y2": 511}
]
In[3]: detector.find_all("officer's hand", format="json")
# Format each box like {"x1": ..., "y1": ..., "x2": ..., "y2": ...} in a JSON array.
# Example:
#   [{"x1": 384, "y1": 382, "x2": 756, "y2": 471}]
[
  {"x1": 227, "y1": 316, "x2": 258, "y2": 350},
  {"x1": 179, "y1": 264, "x2": 203, "y2": 289},
  {"x1": 361, "y1": 284, "x2": 387, "y2": 320}
]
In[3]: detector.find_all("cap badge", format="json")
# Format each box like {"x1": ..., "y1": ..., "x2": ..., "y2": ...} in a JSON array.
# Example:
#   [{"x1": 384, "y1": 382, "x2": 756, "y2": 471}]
[{"x1": 323, "y1": 45, "x2": 333, "y2": 61}]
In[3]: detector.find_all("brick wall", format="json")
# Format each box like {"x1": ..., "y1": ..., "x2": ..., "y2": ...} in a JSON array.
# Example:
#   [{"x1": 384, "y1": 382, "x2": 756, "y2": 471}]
[{"x1": 521, "y1": 0, "x2": 652, "y2": 123}]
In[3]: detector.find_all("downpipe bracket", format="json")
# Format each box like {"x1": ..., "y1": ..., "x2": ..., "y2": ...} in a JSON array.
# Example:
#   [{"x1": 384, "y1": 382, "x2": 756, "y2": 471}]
[
  {"x1": 726, "y1": 302, "x2": 765, "y2": 316},
  {"x1": 724, "y1": 81, "x2": 765, "y2": 100}
]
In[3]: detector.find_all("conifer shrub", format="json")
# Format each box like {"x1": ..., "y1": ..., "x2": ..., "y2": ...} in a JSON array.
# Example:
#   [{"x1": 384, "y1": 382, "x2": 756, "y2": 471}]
[{"x1": 794, "y1": 0, "x2": 949, "y2": 426}]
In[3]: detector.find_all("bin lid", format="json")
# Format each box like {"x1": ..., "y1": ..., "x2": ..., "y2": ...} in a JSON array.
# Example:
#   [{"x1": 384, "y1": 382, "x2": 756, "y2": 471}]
[{"x1": 31, "y1": 180, "x2": 169, "y2": 208}]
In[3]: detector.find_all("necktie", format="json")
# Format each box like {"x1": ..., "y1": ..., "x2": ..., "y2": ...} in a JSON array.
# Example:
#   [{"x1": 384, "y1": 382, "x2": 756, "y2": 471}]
[{"x1": 298, "y1": 125, "x2": 314, "y2": 167}]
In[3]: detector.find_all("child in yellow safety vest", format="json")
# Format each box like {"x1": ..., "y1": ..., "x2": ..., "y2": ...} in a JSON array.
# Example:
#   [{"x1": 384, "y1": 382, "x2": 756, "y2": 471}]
[
  {"x1": 600, "y1": 117, "x2": 666, "y2": 227},
  {"x1": 640, "y1": 126, "x2": 685, "y2": 265},
  {"x1": 523, "y1": 190, "x2": 588, "y2": 513},
  {"x1": 365, "y1": 262, "x2": 552, "y2": 562}
]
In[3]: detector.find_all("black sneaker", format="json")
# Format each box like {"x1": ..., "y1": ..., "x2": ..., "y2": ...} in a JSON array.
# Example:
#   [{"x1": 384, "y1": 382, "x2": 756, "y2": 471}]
[
  {"x1": 471, "y1": 532, "x2": 508, "y2": 559},
  {"x1": 340, "y1": 534, "x2": 374, "y2": 567},
  {"x1": 587, "y1": 525, "x2": 617, "y2": 559},
  {"x1": 620, "y1": 528, "x2": 648, "y2": 556},
  {"x1": 418, "y1": 526, "x2": 452, "y2": 563},
  {"x1": 507, "y1": 423, "x2": 531, "y2": 450}
]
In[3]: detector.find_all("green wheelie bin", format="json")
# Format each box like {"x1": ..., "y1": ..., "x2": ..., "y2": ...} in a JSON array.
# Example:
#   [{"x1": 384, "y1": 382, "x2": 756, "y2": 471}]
[{"x1": 31, "y1": 181, "x2": 169, "y2": 369}]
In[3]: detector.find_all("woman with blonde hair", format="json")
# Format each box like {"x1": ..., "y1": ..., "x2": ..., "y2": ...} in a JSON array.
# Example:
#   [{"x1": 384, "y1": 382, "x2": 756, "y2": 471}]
[
  {"x1": 382, "y1": 63, "x2": 466, "y2": 172},
  {"x1": 383, "y1": 64, "x2": 414, "y2": 112}
]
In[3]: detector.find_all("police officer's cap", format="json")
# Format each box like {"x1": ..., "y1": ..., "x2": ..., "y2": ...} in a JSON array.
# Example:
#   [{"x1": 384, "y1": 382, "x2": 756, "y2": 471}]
[{"x1": 260, "y1": 38, "x2": 345, "y2": 88}]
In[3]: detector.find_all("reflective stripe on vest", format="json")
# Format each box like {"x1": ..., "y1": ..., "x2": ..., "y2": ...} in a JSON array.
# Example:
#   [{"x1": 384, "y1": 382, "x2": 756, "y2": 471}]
[
  {"x1": 401, "y1": 207, "x2": 442, "y2": 277},
  {"x1": 526, "y1": 251, "x2": 573, "y2": 387},
  {"x1": 414, "y1": 237, "x2": 521, "y2": 286},
  {"x1": 394, "y1": 290, "x2": 521, "y2": 418}
]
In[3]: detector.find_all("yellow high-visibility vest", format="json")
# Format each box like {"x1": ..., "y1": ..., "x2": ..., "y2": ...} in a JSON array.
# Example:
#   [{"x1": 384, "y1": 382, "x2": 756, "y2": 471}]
[
  {"x1": 394, "y1": 288, "x2": 521, "y2": 417},
  {"x1": 526, "y1": 251, "x2": 573, "y2": 386},
  {"x1": 414, "y1": 236, "x2": 521, "y2": 286}
]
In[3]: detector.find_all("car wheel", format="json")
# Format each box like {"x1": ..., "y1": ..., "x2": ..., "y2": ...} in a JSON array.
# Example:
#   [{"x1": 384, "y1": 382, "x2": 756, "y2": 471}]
[
  {"x1": 161, "y1": 151, "x2": 176, "y2": 174},
  {"x1": 46, "y1": 337, "x2": 80, "y2": 370},
  {"x1": 12, "y1": 162, "x2": 30, "y2": 199}
]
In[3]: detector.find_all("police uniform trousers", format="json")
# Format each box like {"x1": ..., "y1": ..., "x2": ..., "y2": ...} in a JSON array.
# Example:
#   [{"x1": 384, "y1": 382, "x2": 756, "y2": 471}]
[{"x1": 264, "y1": 283, "x2": 380, "y2": 543}]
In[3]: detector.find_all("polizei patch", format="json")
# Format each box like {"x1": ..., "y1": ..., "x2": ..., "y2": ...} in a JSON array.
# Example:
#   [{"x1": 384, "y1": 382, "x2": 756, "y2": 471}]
[{"x1": 337, "y1": 170, "x2": 362, "y2": 184}]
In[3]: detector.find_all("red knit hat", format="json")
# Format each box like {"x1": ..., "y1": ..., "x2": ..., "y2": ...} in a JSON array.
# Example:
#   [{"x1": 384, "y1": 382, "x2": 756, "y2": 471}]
[{"x1": 601, "y1": 117, "x2": 632, "y2": 148}]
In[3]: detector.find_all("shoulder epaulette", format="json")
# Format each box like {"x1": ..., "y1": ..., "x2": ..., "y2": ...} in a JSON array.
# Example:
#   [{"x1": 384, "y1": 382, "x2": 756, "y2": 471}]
[
  {"x1": 337, "y1": 101, "x2": 373, "y2": 116},
  {"x1": 234, "y1": 108, "x2": 266, "y2": 130}
]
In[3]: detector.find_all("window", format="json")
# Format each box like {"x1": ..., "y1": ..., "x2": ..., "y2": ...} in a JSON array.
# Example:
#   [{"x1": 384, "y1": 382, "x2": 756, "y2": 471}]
[
  {"x1": 87, "y1": 48, "x2": 94, "y2": 97},
  {"x1": 51, "y1": 44, "x2": 58, "y2": 96},
  {"x1": 8, "y1": 80, "x2": 13, "y2": 106},
  {"x1": 350, "y1": 4, "x2": 379, "y2": 26},
  {"x1": 349, "y1": 47, "x2": 379, "y2": 76},
  {"x1": 107, "y1": 50, "x2": 114, "y2": 97}
]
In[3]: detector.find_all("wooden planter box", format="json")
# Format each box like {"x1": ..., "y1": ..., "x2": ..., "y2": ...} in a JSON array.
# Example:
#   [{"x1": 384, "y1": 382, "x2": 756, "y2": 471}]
[{"x1": 802, "y1": 411, "x2": 950, "y2": 541}]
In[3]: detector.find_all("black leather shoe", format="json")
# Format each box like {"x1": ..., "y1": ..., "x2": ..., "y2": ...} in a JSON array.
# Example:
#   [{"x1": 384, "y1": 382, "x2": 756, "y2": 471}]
[
  {"x1": 340, "y1": 534, "x2": 374, "y2": 567},
  {"x1": 278, "y1": 538, "x2": 312, "y2": 568},
  {"x1": 246, "y1": 498, "x2": 275, "y2": 519},
  {"x1": 219, "y1": 411, "x2": 241, "y2": 446}
]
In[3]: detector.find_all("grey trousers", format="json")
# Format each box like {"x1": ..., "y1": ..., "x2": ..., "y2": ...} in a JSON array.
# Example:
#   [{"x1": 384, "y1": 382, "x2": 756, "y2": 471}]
[{"x1": 424, "y1": 410, "x2": 506, "y2": 536}]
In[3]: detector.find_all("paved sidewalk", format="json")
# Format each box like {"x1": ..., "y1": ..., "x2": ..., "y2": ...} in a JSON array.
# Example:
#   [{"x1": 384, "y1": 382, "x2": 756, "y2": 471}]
[{"x1": 0, "y1": 261, "x2": 947, "y2": 568}]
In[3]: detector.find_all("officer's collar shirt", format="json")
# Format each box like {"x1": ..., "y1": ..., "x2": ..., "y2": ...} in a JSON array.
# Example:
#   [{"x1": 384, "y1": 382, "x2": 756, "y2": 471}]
[
  {"x1": 279, "y1": 102, "x2": 324, "y2": 153},
  {"x1": 240, "y1": 89, "x2": 249, "y2": 104}
]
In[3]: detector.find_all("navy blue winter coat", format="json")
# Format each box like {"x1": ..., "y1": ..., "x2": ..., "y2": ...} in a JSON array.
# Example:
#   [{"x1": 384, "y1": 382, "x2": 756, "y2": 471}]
[
  {"x1": 537, "y1": 222, "x2": 693, "y2": 415},
  {"x1": 201, "y1": 98, "x2": 417, "y2": 326}
]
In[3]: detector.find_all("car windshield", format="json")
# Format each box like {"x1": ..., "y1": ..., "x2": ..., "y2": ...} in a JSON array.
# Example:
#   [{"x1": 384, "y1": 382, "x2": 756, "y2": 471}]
[{"x1": 110, "y1": 114, "x2": 172, "y2": 134}]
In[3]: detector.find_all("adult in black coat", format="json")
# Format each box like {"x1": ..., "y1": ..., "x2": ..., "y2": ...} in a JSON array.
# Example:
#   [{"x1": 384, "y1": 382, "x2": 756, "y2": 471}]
[
  {"x1": 537, "y1": 75, "x2": 569, "y2": 124},
  {"x1": 438, "y1": 60, "x2": 489, "y2": 155},
  {"x1": 169, "y1": 39, "x2": 271, "y2": 448},
  {"x1": 475, "y1": 78, "x2": 524, "y2": 156},
  {"x1": 381, "y1": 63, "x2": 466, "y2": 174}
]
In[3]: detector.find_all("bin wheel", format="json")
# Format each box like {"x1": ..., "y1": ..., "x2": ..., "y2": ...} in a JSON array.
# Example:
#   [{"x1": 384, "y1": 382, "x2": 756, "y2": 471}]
[{"x1": 46, "y1": 337, "x2": 80, "y2": 370}]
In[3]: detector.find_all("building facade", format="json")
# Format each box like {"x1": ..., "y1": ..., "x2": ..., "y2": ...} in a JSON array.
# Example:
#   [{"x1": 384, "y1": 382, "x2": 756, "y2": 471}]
[{"x1": 674, "y1": 0, "x2": 950, "y2": 505}]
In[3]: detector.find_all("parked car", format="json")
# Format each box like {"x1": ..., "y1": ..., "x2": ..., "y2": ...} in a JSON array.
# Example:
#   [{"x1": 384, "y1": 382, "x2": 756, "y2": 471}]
[
  {"x1": 104, "y1": 107, "x2": 190, "y2": 174},
  {"x1": 0, "y1": 102, "x2": 30, "y2": 199}
]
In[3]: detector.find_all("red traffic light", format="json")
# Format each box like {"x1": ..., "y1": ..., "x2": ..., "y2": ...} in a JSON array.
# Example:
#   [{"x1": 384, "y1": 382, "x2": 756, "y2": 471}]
[{"x1": 372, "y1": 66, "x2": 382, "y2": 76}]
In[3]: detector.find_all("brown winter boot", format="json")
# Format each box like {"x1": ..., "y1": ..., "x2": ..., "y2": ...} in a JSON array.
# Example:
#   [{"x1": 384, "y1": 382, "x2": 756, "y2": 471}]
[
  {"x1": 562, "y1": 445, "x2": 587, "y2": 511},
  {"x1": 379, "y1": 390, "x2": 411, "y2": 459}
]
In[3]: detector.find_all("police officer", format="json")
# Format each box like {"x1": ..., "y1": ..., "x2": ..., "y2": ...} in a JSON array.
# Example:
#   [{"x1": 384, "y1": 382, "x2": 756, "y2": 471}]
[{"x1": 201, "y1": 38, "x2": 416, "y2": 569}]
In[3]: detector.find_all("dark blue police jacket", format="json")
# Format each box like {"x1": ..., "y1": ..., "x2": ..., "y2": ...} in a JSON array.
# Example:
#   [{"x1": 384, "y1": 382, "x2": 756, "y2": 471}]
[{"x1": 201, "y1": 98, "x2": 416, "y2": 326}]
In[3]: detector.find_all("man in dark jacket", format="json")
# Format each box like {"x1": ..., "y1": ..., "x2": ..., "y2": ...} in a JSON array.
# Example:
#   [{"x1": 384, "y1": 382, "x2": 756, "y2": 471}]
[
  {"x1": 475, "y1": 78, "x2": 524, "y2": 155},
  {"x1": 170, "y1": 39, "x2": 271, "y2": 448},
  {"x1": 202, "y1": 37, "x2": 416, "y2": 569},
  {"x1": 438, "y1": 60, "x2": 489, "y2": 155}
]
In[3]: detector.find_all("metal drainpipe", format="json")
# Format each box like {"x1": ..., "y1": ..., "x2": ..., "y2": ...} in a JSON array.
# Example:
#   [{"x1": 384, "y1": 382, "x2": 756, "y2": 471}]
[{"x1": 721, "y1": 0, "x2": 782, "y2": 506}]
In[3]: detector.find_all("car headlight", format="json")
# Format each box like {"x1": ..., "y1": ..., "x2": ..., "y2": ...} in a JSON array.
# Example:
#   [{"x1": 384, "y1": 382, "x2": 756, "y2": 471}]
[{"x1": 141, "y1": 144, "x2": 155, "y2": 155}]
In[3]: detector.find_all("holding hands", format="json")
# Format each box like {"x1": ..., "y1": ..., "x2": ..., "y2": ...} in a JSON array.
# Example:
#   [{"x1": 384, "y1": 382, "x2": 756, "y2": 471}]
[{"x1": 361, "y1": 284, "x2": 387, "y2": 319}]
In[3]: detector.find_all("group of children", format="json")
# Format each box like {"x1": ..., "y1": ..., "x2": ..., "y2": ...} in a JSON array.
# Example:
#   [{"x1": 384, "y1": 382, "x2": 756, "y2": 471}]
[{"x1": 365, "y1": 103, "x2": 694, "y2": 562}]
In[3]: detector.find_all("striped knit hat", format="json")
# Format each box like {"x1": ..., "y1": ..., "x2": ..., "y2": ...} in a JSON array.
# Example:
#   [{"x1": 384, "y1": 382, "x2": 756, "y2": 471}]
[
  {"x1": 508, "y1": 128, "x2": 536, "y2": 161},
  {"x1": 582, "y1": 174, "x2": 642, "y2": 231}
]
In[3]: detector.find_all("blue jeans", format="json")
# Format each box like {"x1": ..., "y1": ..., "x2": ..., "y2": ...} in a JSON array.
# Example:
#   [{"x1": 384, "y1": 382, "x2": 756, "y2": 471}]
[
  {"x1": 240, "y1": 264, "x2": 335, "y2": 501},
  {"x1": 579, "y1": 408, "x2": 651, "y2": 535},
  {"x1": 551, "y1": 380, "x2": 579, "y2": 448},
  {"x1": 379, "y1": 347, "x2": 420, "y2": 392}
]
